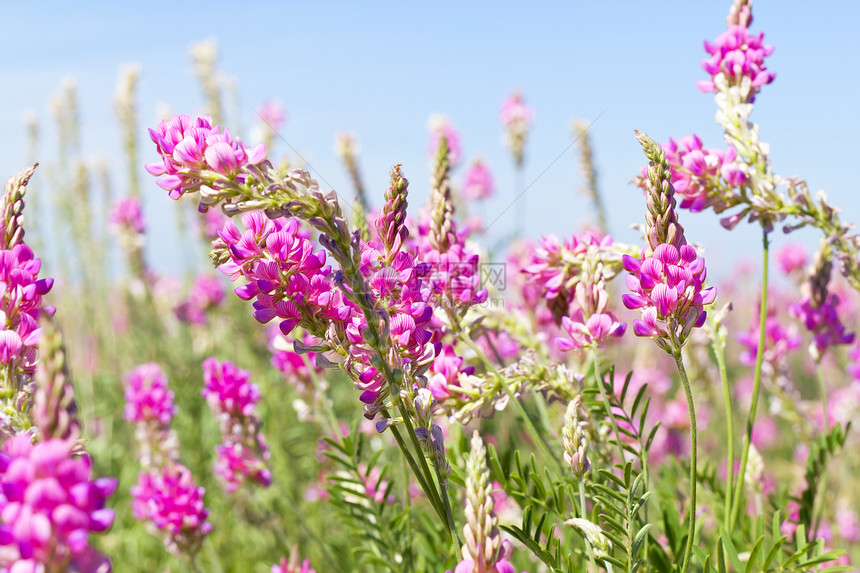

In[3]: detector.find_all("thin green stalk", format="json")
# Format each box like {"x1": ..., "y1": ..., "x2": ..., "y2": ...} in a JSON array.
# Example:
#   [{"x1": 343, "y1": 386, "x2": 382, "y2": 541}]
[
  {"x1": 590, "y1": 348, "x2": 626, "y2": 465},
  {"x1": 673, "y1": 352, "x2": 697, "y2": 573},
  {"x1": 301, "y1": 354, "x2": 341, "y2": 437},
  {"x1": 731, "y1": 230, "x2": 769, "y2": 529},
  {"x1": 462, "y1": 335, "x2": 563, "y2": 476},
  {"x1": 710, "y1": 316, "x2": 734, "y2": 531},
  {"x1": 388, "y1": 422, "x2": 446, "y2": 529},
  {"x1": 815, "y1": 361, "x2": 829, "y2": 430},
  {"x1": 579, "y1": 481, "x2": 599, "y2": 573}
]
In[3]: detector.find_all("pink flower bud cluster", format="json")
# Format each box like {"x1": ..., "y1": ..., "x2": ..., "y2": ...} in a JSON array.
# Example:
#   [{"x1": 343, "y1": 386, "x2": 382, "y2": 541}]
[
  {"x1": 130, "y1": 464, "x2": 212, "y2": 557},
  {"x1": 201, "y1": 358, "x2": 271, "y2": 493},
  {"x1": 660, "y1": 135, "x2": 747, "y2": 213},
  {"x1": 427, "y1": 115, "x2": 461, "y2": 168},
  {"x1": 0, "y1": 435, "x2": 116, "y2": 572},
  {"x1": 174, "y1": 274, "x2": 225, "y2": 325},
  {"x1": 789, "y1": 294, "x2": 855, "y2": 360},
  {"x1": 145, "y1": 114, "x2": 266, "y2": 200},
  {"x1": 697, "y1": 25, "x2": 776, "y2": 101},
  {"x1": 452, "y1": 540, "x2": 517, "y2": 573},
  {"x1": 123, "y1": 363, "x2": 176, "y2": 428},
  {"x1": 0, "y1": 244, "x2": 55, "y2": 375},
  {"x1": 622, "y1": 244, "x2": 716, "y2": 351},
  {"x1": 108, "y1": 196, "x2": 146, "y2": 236},
  {"x1": 268, "y1": 327, "x2": 319, "y2": 393},
  {"x1": 217, "y1": 212, "x2": 350, "y2": 337},
  {"x1": 461, "y1": 160, "x2": 494, "y2": 201},
  {"x1": 500, "y1": 91, "x2": 534, "y2": 168},
  {"x1": 256, "y1": 100, "x2": 286, "y2": 133}
]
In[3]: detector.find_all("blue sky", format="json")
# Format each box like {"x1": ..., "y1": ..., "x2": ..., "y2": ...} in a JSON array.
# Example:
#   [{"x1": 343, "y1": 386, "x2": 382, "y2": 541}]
[{"x1": 1, "y1": 1, "x2": 859, "y2": 285}]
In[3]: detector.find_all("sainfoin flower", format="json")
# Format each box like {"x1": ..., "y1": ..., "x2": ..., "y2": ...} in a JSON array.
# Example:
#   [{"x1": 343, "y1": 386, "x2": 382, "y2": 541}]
[
  {"x1": 146, "y1": 114, "x2": 266, "y2": 199},
  {"x1": 130, "y1": 464, "x2": 212, "y2": 557},
  {"x1": 123, "y1": 363, "x2": 175, "y2": 426},
  {"x1": 500, "y1": 91, "x2": 534, "y2": 167},
  {"x1": 697, "y1": 25, "x2": 776, "y2": 100},
  {"x1": 789, "y1": 294, "x2": 855, "y2": 360},
  {"x1": 175, "y1": 274, "x2": 225, "y2": 325},
  {"x1": 462, "y1": 159, "x2": 494, "y2": 201},
  {"x1": 272, "y1": 553, "x2": 316, "y2": 573},
  {"x1": 202, "y1": 358, "x2": 271, "y2": 492},
  {"x1": 427, "y1": 115, "x2": 461, "y2": 168},
  {"x1": 555, "y1": 309, "x2": 625, "y2": 351},
  {"x1": 0, "y1": 435, "x2": 116, "y2": 572},
  {"x1": 660, "y1": 135, "x2": 746, "y2": 213},
  {"x1": 108, "y1": 196, "x2": 146, "y2": 236}
]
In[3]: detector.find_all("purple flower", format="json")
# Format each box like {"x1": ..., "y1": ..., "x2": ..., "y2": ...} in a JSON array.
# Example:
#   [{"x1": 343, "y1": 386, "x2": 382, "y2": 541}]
[
  {"x1": 462, "y1": 159, "x2": 494, "y2": 201},
  {"x1": 256, "y1": 100, "x2": 287, "y2": 132},
  {"x1": 555, "y1": 309, "x2": 626, "y2": 351},
  {"x1": 0, "y1": 435, "x2": 116, "y2": 571},
  {"x1": 500, "y1": 91, "x2": 534, "y2": 167},
  {"x1": 776, "y1": 243, "x2": 808, "y2": 276},
  {"x1": 214, "y1": 441, "x2": 272, "y2": 493},
  {"x1": 130, "y1": 464, "x2": 211, "y2": 557},
  {"x1": 427, "y1": 344, "x2": 474, "y2": 401},
  {"x1": 175, "y1": 274, "x2": 225, "y2": 325},
  {"x1": 123, "y1": 363, "x2": 175, "y2": 426},
  {"x1": 789, "y1": 294, "x2": 855, "y2": 360},
  {"x1": 202, "y1": 358, "x2": 259, "y2": 419},
  {"x1": 697, "y1": 25, "x2": 776, "y2": 101},
  {"x1": 622, "y1": 244, "x2": 716, "y2": 349},
  {"x1": 737, "y1": 307, "x2": 801, "y2": 367},
  {"x1": 108, "y1": 196, "x2": 146, "y2": 236}
]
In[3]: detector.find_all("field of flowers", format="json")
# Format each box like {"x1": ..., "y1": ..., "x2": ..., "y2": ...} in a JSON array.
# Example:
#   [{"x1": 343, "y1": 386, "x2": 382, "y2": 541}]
[{"x1": 1, "y1": 0, "x2": 859, "y2": 571}]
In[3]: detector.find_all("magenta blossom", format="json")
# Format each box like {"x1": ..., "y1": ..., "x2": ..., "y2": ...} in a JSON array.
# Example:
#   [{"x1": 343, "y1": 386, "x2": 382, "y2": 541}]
[
  {"x1": 555, "y1": 309, "x2": 626, "y2": 351},
  {"x1": 789, "y1": 294, "x2": 855, "y2": 360},
  {"x1": 202, "y1": 358, "x2": 259, "y2": 418},
  {"x1": 272, "y1": 555, "x2": 316, "y2": 573},
  {"x1": 108, "y1": 196, "x2": 146, "y2": 236},
  {"x1": 428, "y1": 115, "x2": 462, "y2": 167},
  {"x1": 131, "y1": 464, "x2": 211, "y2": 556},
  {"x1": 175, "y1": 274, "x2": 225, "y2": 325},
  {"x1": 660, "y1": 135, "x2": 747, "y2": 213},
  {"x1": 0, "y1": 435, "x2": 116, "y2": 571},
  {"x1": 146, "y1": 114, "x2": 266, "y2": 199},
  {"x1": 257, "y1": 100, "x2": 286, "y2": 132},
  {"x1": 462, "y1": 159, "x2": 494, "y2": 201},
  {"x1": 775, "y1": 243, "x2": 808, "y2": 276},
  {"x1": 123, "y1": 363, "x2": 175, "y2": 426},
  {"x1": 697, "y1": 25, "x2": 776, "y2": 100},
  {"x1": 450, "y1": 539, "x2": 518, "y2": 573},
  {"x1": 622, "y1": 243, "x2": 716, "y2": 350},
  {"x1": 427, "y1": 344, "x2": 474, "y2": 401}
]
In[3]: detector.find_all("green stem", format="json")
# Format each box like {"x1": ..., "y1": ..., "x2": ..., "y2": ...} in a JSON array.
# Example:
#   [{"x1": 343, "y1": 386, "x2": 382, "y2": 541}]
[
  {"x1": 673, "y1": 353, "x2": 697, "y2": 573},
  {"x1": 815, "y1": 361, "x2": 829, "y2": 430},
  {"x1": 579, "y1": 481, "x2": 599, "y2": 573},
  {"x1": 302, "y1": 354, "x2": 341, "y2": 437},
  {"x1": 590, "y1": 348, "x2": 626, "y2": 465},
  {"x1": 462, "y1": 335, "x2": 563, "y2": 476},
  {"x1": 710, "y1": 315, "x2": 734, "y2": 532},
  {"x1": 731, "y1": 230, "x2": 769, "y2": 529},
  {"x1": 388, "y1": 422, "x2": 447, "y2": 529}
]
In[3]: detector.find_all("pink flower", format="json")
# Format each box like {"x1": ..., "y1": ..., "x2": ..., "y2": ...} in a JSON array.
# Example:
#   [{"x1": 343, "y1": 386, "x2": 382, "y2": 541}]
[
  {"x1": 555, "y1": 309, "x2": 626, "y2": 351},
  {"x1": 428, "y1": 115, "x2": 462, "y2": 168},
  {"x1": 659, "y1": 135, "x2": 747, "y2": 213},
  {"x1": 272, "y1": 556, "x2": 315, "y2": 573},
  {"x1": 450, "y1": 539, "x2": 519, "y2": 573},
  {"x1": 123, "y1": 363, "x2": 175, "y2": 426},
  {"x1": 500, "y1": 91, "x2": 534, "y2": 167},
  {"x1": 697, "y1": 25, "x2": 776, "y2": 100},
  {"x1": 257, "y1": 100, "x2": 287, "y2": 132},
  {"x1": 789, "y1": 294, "x2": 855, "y2": 360},
  {"x1": 775, "y1": 243, "x2": 808, "y2": 275},
  {"x1": 737, "y1": 307, "x2": 801, "y2": 366},
  {"x1": 0, "y1": 435, "x2": 116, "y2": 571},
  {"x1": 146, "y1": 114, "x2": 266, "y2": 199},
  {"x1": 427, "y1": 345, "x2": 474, "y2": 400},
  {"x1": 131, "y1": 464, "x2": 211, "y2": 557},
  {"x1": 202, "y1": 358, "x2": 259, "y2": 418},
  {"x1": 462, "y1": 159, "x2": 494, "y2": 201},
  {"x1": 622, "y1": 244, "x2": 716, "y2": 349},
  {"x1": 214, "y1": 441, "x2": 272, "y2": 493},
  {"x1": 175, "y1": 274, "x2": 225, "y2": 325},
  {"x1": 108, "y1": 196, "x2": 145, "y2": 236}
]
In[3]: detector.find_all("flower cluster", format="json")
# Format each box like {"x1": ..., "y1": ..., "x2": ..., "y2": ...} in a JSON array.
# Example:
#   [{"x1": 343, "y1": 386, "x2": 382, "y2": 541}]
[
  {"x1": 269, "y1": 327, "x2": 319, "y2": 392},
  {"x1": 108, "y1": 196, "x2": 146, "y2": 237},
  {"x1": 697, "y1": 25, "x2": 776, "y2": 101},
  {"x1": 427, "y1": 115, "x2": 461, "y2": 168},
  {"x1": 461, "y1": 159, "x2": 494, "y2": 201},
  {"x1": 660, "y1": 135, "x2": 746, "y2": 213},
  {"x1": 215, "y1": 212, "x2": 350, "y2": 338},
  {"x1": 174, "y1": 274, "x2": 225, "y2": 325},
  {"x1": 201, "y1": 358, "x2": 271, "y2": 492},
  {"x1": 0, "y1": 244, "x2": 55, "y2": 376},
  {"x1": 145, "y1": 114, "x2": 267, "y2": 200},
  {"x1": 130, "y1": 464, "x2": 212, "y2": 557},
  {"x1": 427, "y1": 344, "x2": 475, "y2": 401},
  {"x1": 272, "y1": 551, "x2": 316, "y2": 573},
  {"x1": 0, "y1": 435, "x2": 116, "y2": 572},
  {"x1": 624, "y1": 132, "x2": 716, "y2": 354},
  {"x1": 499, "y1": 91, "x2": 534, "y2": 167},
  {"x1": 124, "y1": 364, "x2": 210, "y2": 556}
]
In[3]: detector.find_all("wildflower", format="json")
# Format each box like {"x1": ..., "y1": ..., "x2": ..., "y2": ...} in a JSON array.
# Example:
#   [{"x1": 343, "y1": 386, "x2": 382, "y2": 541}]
[
  {"x1": 451, "y1": 431, "x2": 519, "y2": 573},
  {"x1": 562, "y1": 396, "x2": 590, "y2": 478},
  {"x1": 0, "y1": 435, "x2": 116, "y2": 571},
  {"x1": 427, "y1": 114, "x2": 461, "y2": 168},
  {"x1": 427, "y1": 344, "x2": 474, "y2": 401},
  {"x1": 108, "y1": 196, "x2": 145, "y2": 237},
  {"x1": 124, "y1": 363, "x2": 179, "y2": 469},
  {"x1": 775, "y1": 243, "x2": 807, "y2": 276},
  {"x1": 174, "y1": 274, "x2": 225, "y2": 325},
  {"x1": 272, "y1": 548, "x2": 316, "y2": 573},
  {"x1": 462, "y1": 159, "x2": 494, "y2": 201},
  {"x1": 623, "y1": 132, "x2": 716, "y2": 355},
  {"x1": 202, "y1": 358, "x2": 271, "y2": 492},
  {"x1": 500, "y1": 91, "x2": 534, "y2": 168},
  {"x1": 697, "y1": 25, "x2": 776, "y2": 101},
  {"x1": 131, "y1": 464, "x2": 212, "y2": 557}
]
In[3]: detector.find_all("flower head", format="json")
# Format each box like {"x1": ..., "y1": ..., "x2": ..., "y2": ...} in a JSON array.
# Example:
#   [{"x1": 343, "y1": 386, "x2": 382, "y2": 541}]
[
  {"x1": 697, "y1": 25, "x2": 775, "y2": 101},
  {"x1": 500, "y1": 91, "x2": 534, "y2": 168},
  {"x1": 462, "y1": 159, "x2": 494, "y2": 201}
]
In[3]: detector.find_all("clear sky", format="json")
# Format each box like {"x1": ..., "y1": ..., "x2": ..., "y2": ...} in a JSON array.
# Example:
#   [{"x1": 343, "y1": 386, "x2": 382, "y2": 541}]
[{"x1": 1, "y1": 1, "x2": 859, "y2": 285}]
